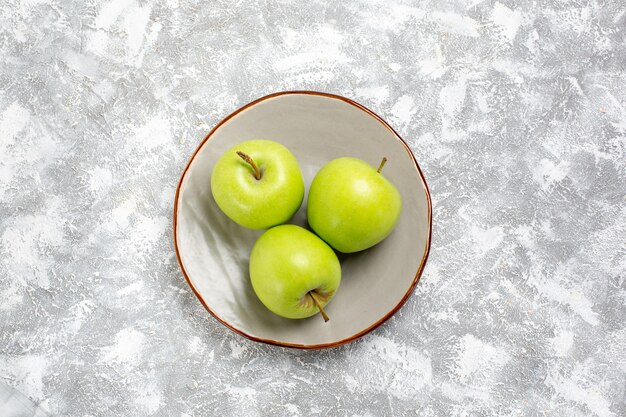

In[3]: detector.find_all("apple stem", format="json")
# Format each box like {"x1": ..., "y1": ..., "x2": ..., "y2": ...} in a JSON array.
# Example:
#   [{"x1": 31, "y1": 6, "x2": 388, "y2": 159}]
[
  {"x1": 377, "y1": 157, "x2": 388, "y2": 173},
  {"x1": 309, "y1": 291, "x2": 329, "y2": 322},
  {"x1": 236, "y1": 151, "x2": 262, "y2": 180}
]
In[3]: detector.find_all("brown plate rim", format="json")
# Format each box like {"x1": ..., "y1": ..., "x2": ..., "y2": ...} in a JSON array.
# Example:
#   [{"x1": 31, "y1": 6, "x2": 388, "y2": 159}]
[{"x1": 173, "y1": 90, "x2": 433, "y2": 350}]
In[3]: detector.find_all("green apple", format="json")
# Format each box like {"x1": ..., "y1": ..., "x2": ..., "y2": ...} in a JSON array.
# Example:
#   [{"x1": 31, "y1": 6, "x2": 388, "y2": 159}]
[
  {"x1": 211, "y1": 140, "x2": 304, "y2": 229},
  {"x1": 307, "y1": 157, "x2": 402, "y2": 253},
  {"x1": 249, "y1": 224, "x2": 341, "y2": 321}
]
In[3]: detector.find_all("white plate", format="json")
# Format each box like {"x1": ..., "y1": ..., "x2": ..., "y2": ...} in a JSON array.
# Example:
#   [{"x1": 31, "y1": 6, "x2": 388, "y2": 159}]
[{"x1": 174, "y1": 91, "x2": 432, "y2": 349}]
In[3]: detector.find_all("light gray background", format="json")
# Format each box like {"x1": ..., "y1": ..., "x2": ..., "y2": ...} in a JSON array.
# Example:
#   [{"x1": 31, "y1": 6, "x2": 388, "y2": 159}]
[{"x1": 1, "y1": 0, "x2": 625, "y2": 416}]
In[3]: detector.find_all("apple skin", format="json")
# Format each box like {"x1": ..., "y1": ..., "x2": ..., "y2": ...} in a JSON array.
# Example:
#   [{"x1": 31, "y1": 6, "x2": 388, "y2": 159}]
[
  {"x1": 249, "y1": 225, "x2": 341, "y2": 319},
  {"x1": 307, "y1": 157, "x2": 402, "y2": 253},
  {"x1": 211, "y1": 140, "x2": 304, "y2": 229}
]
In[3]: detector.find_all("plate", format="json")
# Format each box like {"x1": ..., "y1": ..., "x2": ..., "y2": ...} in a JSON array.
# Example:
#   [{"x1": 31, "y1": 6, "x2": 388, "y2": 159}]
[{"x1": 174, "y1": 91, "x2": 432, "y2": 349}]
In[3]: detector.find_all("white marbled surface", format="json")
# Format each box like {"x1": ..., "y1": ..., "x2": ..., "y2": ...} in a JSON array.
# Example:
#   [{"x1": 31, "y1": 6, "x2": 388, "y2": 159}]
[{"x1": 1, "y1": 0, "x2": 625, "y2": 416}]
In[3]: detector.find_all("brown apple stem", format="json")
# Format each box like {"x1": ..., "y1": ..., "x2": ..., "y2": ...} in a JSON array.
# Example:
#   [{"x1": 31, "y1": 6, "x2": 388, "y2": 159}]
[
  {"x1": 236, "y1": 151, "x2": 261, "y2": 180},
  {"x1": 309, "y1": 291, "x2": 329, "y2": 322},
  {"x1": 377, "y1": 157, "x2": 388, "y2": 173}
]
